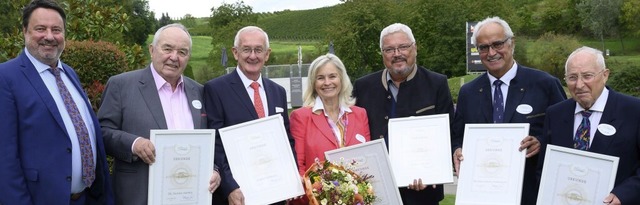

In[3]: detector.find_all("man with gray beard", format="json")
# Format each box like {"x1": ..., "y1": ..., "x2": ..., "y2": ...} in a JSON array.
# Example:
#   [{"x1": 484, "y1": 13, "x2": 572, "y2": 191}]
[{"x1": 352, "y1": 23, "x2": 454, "y2": 205}]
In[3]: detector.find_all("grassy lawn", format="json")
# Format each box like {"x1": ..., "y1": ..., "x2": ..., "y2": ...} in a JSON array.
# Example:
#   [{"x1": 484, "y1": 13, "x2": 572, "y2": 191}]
[{"x1": 442, "y1": 194, "x2": 456, "y2": 205}]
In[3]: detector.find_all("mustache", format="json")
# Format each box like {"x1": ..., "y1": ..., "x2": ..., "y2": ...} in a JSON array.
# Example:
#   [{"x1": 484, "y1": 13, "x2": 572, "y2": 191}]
[
  {"x1": 392, "y1": 56, "x2": 407, "y2": 63},
  {"x1": 486, "y1": 54, "x2": 502, "y2": 61},
  {"x1": 39, "y1": 39, "x2": 58, "y2": 46}
]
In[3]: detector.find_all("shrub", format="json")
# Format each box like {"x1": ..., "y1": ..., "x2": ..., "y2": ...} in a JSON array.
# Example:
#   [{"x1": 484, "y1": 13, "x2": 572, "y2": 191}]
[
  {"x1": 61, "y1": 40, "x2": 128, "y2": 111},
  {"x1": 607, "y1": 59, "x2": 640, "y2": 97},
  {"x1": 526, "y1": 33, "x2": 581, "y2": 80}
]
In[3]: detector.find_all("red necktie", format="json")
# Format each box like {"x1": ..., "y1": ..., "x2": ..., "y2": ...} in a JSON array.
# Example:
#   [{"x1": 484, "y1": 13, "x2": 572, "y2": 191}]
[
  {"x1": 50, "y1": 67, "x2": 95, "y2": 187},
  {"x1": 250, "y1": 81, "x2": 265, "y2": 118}
]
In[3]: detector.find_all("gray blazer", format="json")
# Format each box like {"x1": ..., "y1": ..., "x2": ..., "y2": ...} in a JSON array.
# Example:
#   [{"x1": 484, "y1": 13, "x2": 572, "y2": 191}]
[{"x1": 98, "y1": 67, "x2": 206, "y2": 205}]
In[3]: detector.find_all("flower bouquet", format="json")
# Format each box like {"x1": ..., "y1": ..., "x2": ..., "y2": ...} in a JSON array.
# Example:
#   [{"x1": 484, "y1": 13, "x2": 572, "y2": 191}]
[{"x1": 303, "y1": 159, "x2": 376, "y2": 205}]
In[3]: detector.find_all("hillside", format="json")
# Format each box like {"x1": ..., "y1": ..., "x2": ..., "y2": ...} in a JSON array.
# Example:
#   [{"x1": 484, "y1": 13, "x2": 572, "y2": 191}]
[{"x1": 257, "y1": 7, "x2": 334, "y2": 40}]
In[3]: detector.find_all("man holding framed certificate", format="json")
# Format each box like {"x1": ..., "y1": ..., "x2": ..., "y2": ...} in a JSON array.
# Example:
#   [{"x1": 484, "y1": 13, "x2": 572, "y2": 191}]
[
  {"x1": 99, "y1": 24, "x2": 220, "y2": 205},
  {"x1": 451, "y1": 16, "x2": 566, "y2": 205},
  {"x1": 538, "y1": 46, "x2": 640, "y2": 205}
]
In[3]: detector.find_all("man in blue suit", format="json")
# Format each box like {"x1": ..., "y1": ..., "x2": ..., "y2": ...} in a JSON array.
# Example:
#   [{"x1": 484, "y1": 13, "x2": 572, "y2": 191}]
[
  {"x1": 203, "y1": 26, "x2": 294, "y2": 205},
  {"x1": 539, "y1": 46, "x2": 640, "y2": 205},
  {"x1": 0, "y1": 0, "x2": 113, "y2": 204},
  {"x1": 451, "y1": 16, "x2": 566, "y2": 205}
]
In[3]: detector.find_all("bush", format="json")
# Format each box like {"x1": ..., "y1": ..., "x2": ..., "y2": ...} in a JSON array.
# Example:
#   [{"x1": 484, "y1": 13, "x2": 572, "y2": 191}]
[
  {"x1": 61, "y1": 40, "x2": 129, "y2": 111},
  {"x1": 526, "y1": 33, "x2": 581, "y2": 80},
  {"x1": 607, "y1": 60, "x2": 640, "y2": 97}
]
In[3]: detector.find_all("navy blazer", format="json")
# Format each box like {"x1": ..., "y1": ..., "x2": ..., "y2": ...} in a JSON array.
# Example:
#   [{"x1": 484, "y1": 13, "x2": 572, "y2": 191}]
[
  {"x1": 203, "y1": 69, "x2": 294, "y2": 204},
  {"x1": 0, "y1": 52, "x2": 113, "y2": 204},
  {"x1": 452, "y1": 65, "x2": 566, "y2": 205},
  {"x1": 539, "y1": 89, "x2": 640, "y2": 204},
  {"x1": 353, "y1": 66, "x2": 454, "y2": 205}
]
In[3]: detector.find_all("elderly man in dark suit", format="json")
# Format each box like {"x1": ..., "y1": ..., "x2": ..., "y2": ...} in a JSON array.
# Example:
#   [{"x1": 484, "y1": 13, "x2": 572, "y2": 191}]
[
  {"x1": 538, "y1": 46, "x2": 640, "y2": 205},
  {"x1": 204, "y1": 26, "x2": 294, "y2": 205},
  {"x1": 0, "y1": 0, "x2": 113, "y2": 204},
  {"x1": 451, "y1": 16, "x2": 566, "y2": 205},
  {"x1": 353, "y1": 23, "x2": 455, "y2": 205},
  {"x1": 98, "y1": 23, "x2": 220, "y2": 205}
]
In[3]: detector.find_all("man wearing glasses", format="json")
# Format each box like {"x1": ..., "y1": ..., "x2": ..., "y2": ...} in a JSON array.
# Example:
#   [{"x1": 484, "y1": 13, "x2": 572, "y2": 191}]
[
  {"x1": 203, "y1": 26, "x2": 293, "y2": 205},
  {"x1": 538, "y1": 46, "x2": 640, "y2": 205},
  {"x1": 451, "y1": 16, "x2": 566, "y2": 205},
  {"x1": 353, "y1": 23, "x2": 455, "y2": 205}
]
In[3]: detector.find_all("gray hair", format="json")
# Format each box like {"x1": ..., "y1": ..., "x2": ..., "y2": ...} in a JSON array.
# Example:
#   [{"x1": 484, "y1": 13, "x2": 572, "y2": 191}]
[
  {"x1": 151, "y1": 23, "x2": 192, "y2": 49},
  {"x1": 233, "y1": 26, "x2": 270, "y2": 48},
  {"x1": 303, "y1": 53, "x2": 354, "y2": 107},
  {"x1": 379, "y1": 23, "x2": 415, "y2": 49},
  {"x1": 565, "y1": 46, "x2": 606, "y2": 73},
  {"x1": 471, "y1": 16, "x2": 514, "y2": 45}
]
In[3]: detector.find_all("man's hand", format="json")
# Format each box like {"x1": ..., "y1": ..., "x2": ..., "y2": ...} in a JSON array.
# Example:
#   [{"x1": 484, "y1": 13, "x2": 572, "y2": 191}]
[
  {"x1": 453, "y1": 148, "x2": 463, "y2": 176},
  {"x1": 228, "y1": 188, "x2": 244, "y2": 205},
  {"x1": 407, "y1": 178, "x2": 435, "y2": 191},
  {"x1": 603, "y1": 193, "x2": 620, "y2": 205},
  {"x1": 133, "y1": 137, "x2": 155, "y2": 164},
  {"x1": 519, "y1": 136, "x2": 540, "y2": 158},
  {"x1": 208, "y1": 170, "x2": 221, "y2": 193}
]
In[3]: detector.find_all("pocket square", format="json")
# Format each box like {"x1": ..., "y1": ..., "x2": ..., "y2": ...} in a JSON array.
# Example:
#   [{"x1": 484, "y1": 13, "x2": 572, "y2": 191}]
[
  {"x1": 416, "y1": 105, "x2": 435, "y2": 114},
  {"x1": 275, "y1": 107, "x2": 284, "y2": 113}
]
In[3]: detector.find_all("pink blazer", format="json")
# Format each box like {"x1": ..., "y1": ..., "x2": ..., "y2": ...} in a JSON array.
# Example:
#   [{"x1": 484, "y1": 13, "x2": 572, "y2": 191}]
[{"x1": 290, "y1": 105, "x2": 371, "y2": 176}]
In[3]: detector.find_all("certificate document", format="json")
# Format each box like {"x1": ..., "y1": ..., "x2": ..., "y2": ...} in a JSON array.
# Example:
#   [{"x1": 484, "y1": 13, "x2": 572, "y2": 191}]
[
  {"x1": 537, "y1": 145, "x2": 619, "y2": 205},
  {"x1": 325, "y1": 139, "x2": 403, "y2": 205},
  {"x1": 455, "y1": 123, "x2": 529, "y2": 205},
  {"x1": 148, "y1": 129, "x2": 216, "y2": 205},
  {"x1": 219, "y1": 115, "x2": 304, "y2": 205},
  {"x1": 388, "y1": 114, "x2": 453, "y2": 186}
]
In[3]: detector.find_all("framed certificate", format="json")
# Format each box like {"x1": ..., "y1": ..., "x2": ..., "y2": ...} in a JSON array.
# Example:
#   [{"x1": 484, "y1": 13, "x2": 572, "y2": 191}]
[
  {"x1": 148, "y1": 129, "x2": 216, "y2": 205},
  {"x1": 325, "y1": 139, "x2": 403, "y2": 205},
  {"x1": 455, "y1": 123, "x2": 529, "y2": 205},
  {"x1": 388, "y1": 114, "x2": 454, "y2": 186},
  {"x1": 537, "y1": 145, "x2": 619, "y2": 205},
  {"x1": 219, "y1": 115, "x2": 304, "y2": 205}
]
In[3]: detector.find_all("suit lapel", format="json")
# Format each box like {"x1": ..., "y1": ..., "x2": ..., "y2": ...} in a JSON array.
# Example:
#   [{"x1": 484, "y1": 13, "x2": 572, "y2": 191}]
[
  {"x1": 555, "y1": 102, "x2": 578, "y2": 147},
  {"x1": 19, "y1": 53, "x2": 69, "y2": 136},
  {"x1": 230, "y1": 70, "x2": 259, "y2": 119},
  {"x1": 184, "y1": 80, "x2": 202, "y2": 128},
  {"x1": 311, "y1": 112, "x2": 339, "y2": 147},
  {"x1": 504, "y1": 69, "x2": 526, "y2": 123},
  {"x1": 477, "y1": 74, "x2": 493, "y2": 122},
  {"x1": 138, "y1": 67, "x2": 168, "y2": 129},
  {"x1": 589, "y1": 92, "x2": 618, "y2": 152}
]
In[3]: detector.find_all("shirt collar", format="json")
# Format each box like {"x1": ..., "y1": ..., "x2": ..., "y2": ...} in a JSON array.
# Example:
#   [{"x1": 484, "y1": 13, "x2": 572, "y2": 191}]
[
  {"x1": 150, "y1": 63, "x2": 183, "y2": 91},
  {"x1": 311, "y1": 96, "x2": 352, "y2": 115},
  {"x1": 24, "y1": 47, "x2": 62, "y2": 74},
  {"x1": 381, "y1": 65, "x2": 418, "y2": 91},
  {"x1": 487, "y1": 61, "x2": 518, "y2": 86},
  {"x1": 574, "y1": 87, "x2": 609, "y2": 114},
  {"x1": 236, "y1": 67, "x2": 263, "y2": 89}
]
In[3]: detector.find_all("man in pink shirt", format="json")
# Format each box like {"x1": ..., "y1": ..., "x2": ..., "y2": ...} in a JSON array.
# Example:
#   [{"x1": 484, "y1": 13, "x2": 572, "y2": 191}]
[{"x1": 98, "y1": 23, "x2": 220, "y2": 205}]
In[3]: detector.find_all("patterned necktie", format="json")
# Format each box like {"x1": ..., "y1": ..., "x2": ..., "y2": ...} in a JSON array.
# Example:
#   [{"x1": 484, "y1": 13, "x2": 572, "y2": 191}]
[
  {"x1": 493, "y1": 80, "x2": 505, "y2": 123},
  {"x1": 573, "y1": 110, "x2": 592, "y2": 150},
  {"x1": 50, "y1": 67, "x2": 95, "y2": 187},
  {"x1": 250, "y1": 81, "x2": 265, "y2": 118}
]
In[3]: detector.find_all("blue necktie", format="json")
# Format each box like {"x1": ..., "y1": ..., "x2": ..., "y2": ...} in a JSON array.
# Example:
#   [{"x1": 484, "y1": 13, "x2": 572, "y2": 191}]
[
  {"x1": 50, "y1": 67, "x2": 95, "y2": 187},
  {"x1": 574, "y1": 110, "x2": 592, "y2": 150},
  {"x1": 493, "y1": 80, "x2": 505, "y2": 123}
]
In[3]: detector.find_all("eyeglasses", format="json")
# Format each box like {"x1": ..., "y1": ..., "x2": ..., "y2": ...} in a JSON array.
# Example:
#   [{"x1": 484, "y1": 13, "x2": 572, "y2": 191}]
[
  {"x1": 477, "y1": 37, "x2": 511, "y2": 53},
  {"x1": 565, "y1": 70, "x2": 605, "y2": 83},
  {"x1": 238, "y1": 47, "x2": 265, "y2": 55},
  {"x1": 381, "y1": 42, "x2": 414, "y2": 54}
]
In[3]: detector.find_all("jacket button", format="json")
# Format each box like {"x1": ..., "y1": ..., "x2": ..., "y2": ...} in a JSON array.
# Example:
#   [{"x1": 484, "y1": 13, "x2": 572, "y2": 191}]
[
  {"x1": 387, "y1": 95, "x2": 391, "y2": 99},
  {"x1": 379, "y1": 135, "x2": 384, "y2": 139},
  {"x1": 66, "y1": 176, "x2": 72, "y2": 181},
  {"x1": 67, "y1": 148, "x2": 71, "y2": 153},
  {"x1": 384, "y1": 116, "x2": 389, "y2": 120}
]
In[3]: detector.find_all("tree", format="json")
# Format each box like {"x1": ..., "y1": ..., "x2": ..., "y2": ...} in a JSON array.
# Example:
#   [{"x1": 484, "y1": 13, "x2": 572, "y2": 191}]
[
  {"x1": 526, "y1": 33, "x2": 581, "y2": 80},
  {"x1": 577, "y1": 0, "x2": 623, "y2": 52},
  {"x1": 62, "y1": 0, "x2": 129, "y2": 43},
  {"x1": 181, "y1": 14, "x2": 197, "y2": 28},
  {"x1": 619, "y1": 0, "x2": 640, "y2": 37},
  {"x1": 122, "y1": 0, "x2": 156, "y2": 46},
  {"x1": 158, "y1": 12, "x2": 174, "y2": 28},
  {"x1": 204, "y1": 1, "x2": 257, "y2": 81}
]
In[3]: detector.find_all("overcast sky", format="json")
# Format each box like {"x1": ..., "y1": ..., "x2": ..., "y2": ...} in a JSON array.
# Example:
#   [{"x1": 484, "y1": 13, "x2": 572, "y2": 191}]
[{"x1": 148, "y1": 0, "x2": 343, "y2": 19}]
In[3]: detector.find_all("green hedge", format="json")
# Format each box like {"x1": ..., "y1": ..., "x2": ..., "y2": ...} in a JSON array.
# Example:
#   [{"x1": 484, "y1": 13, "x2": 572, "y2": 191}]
[{"x1": 61, "y1": 40, "x2": 129, "y2": 111}]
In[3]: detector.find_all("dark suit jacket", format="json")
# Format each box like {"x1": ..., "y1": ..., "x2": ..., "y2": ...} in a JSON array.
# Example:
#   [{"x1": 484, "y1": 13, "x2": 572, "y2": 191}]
[
  {"x1": 539, "y1": 89, "x2": 640, "y2": 204},
  {"x1": 203, "y1": 69, "x2": 294, "y2": 205},
  {"x1": 452, "y1": 65, "x2": 566, "y2": 205},
  {"x1": 0, "y1": 52, "x2": 113, "y2": 204},
  {"x1": 290, "y1": 106, "x2": 371, "y2": 176},
  {"x1": 353, "y1": 66, "x2": 454, "y2": 205},
  {"x1": 98, "y1": 67, "x2": 206, "y2": 205}
]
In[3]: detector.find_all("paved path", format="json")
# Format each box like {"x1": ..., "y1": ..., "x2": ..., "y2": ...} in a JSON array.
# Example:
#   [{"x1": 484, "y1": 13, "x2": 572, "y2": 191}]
[{"x1": 443, "y1": 176, "x2": 458, "y2": 195}]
